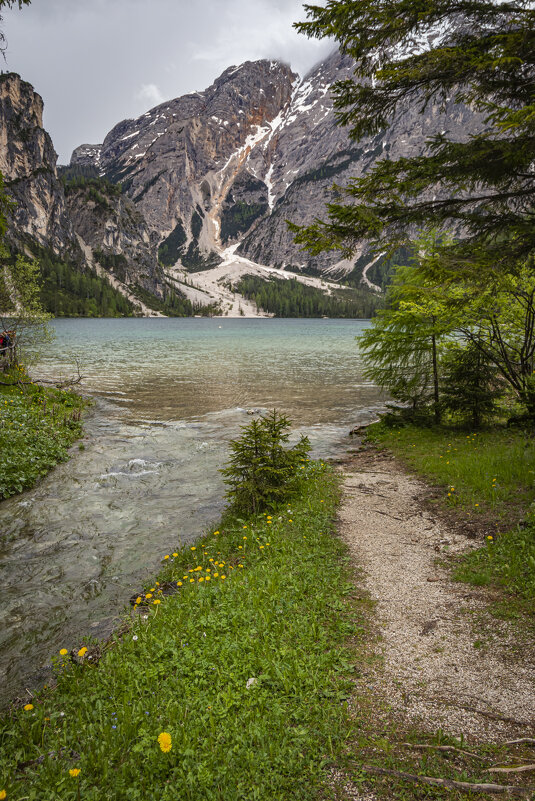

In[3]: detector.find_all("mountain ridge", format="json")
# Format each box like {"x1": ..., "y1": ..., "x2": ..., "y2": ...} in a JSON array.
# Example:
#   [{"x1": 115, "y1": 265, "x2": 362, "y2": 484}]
[{"x1": 1, "y1": 48, "x2": 484, "y2": 317}]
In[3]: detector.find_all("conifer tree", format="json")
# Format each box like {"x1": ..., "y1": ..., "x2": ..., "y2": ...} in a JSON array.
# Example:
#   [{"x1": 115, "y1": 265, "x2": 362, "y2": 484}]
[
  {"x1": 441, "y1": 341, "x2": 503, "y2": 427},
  {"x1": 221, "y1": 411, "x2": 310, "y2": 515},
  {"x1": 292, "y1": 0, "x2": 535, "y2": 272}
]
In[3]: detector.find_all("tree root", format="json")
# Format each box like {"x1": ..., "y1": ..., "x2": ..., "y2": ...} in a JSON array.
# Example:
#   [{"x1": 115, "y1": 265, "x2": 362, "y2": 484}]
[
  {"x1": 360, "y1": 764, "x2": 534, "y2": 795},
  {"x1": 402, "y1": 742, "x2": 484, "y2": 760}
]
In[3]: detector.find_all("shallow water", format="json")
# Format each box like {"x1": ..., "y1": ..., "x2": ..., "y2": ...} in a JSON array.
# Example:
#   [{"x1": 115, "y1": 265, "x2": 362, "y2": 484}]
[{"x1": 0, "y1": 318, "x2": 383, "y2": 703}]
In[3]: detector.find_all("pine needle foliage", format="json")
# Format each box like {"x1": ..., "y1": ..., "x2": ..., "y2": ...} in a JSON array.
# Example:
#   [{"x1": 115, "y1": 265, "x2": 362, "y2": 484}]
[
  {"x1": 441, "y1": 341, "x2": 504, "y2": 427},
  {"x1": 292, "y1": 0, "x2": 535, "y2": 270},
  {"x1": 221, "y1": 410, "x2": 311, "y2": 516}
]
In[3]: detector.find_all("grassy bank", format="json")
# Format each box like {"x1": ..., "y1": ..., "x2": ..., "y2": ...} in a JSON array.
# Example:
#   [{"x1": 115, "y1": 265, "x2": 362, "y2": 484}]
[
  {"x1": 367, "y1": 420, "x2": 535, "y2": 612},
  {"x1": 0, "y1": 462, "x2": 364, "y2": 801},
  {"x1": 0, "y1": 367, "x2": 87, "y2": 498}
]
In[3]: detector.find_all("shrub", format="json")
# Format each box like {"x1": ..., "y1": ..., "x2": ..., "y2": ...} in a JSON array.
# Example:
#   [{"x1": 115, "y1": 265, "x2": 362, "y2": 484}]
[{"x1": 221, "y1": 410, "x2": 310, "y2": 515}]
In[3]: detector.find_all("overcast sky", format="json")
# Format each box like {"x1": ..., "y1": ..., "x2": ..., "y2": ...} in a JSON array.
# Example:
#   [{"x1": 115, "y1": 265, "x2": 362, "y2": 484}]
[{"x1": 2, "y1": 0, "x2": 333, "y2": 164}]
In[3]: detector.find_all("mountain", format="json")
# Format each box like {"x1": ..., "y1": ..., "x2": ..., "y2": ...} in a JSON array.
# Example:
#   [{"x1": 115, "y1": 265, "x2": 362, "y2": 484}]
[
  {"x1": 0, "y1": 73, "x2": 169, "y2": 317},
  {"x1": 71, "y1": 51, "x2": 482, "y2": 292},
  {"x1": 0, "y1": 73, "x2": 76, "y2": 257},
  {"x1": 1, "y1": 49, "x2": 484, "y2": 317}
]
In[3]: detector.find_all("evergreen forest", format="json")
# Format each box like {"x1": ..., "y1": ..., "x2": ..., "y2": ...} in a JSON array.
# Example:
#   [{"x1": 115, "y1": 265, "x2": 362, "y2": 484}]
[{"x1": 234, "y1": 273, "x2": 381, "y2": 318}]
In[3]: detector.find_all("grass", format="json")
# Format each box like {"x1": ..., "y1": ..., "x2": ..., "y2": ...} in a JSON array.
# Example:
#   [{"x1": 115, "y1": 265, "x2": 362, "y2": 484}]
[
  {"x1": 2, "y1": 417, "x2": 533, "y2": 799},
  {"x1": 366, "y1": 419, "x2": 535, "y2": 620},
  {"x1": 0, "y1": 366, "x2": 87, "y2": 498},
  {"x1": 366, "y1": 421, "x2": 535, "y2": 522},
  {"x1": 0, "y1": 462, "x2": 365, "y2": 801},
  {"x1": 454, "y1": 526, "x2": 535, "y2": 608}
]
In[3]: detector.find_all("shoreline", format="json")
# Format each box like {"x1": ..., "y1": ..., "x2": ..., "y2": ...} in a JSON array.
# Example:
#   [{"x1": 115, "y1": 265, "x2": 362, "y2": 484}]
[{"x1": 1, "y1": 424, "x2": 533, "y2": 798}]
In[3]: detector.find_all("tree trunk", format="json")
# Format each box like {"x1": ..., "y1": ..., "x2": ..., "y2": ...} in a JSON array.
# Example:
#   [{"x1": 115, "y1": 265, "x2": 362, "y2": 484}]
[{"x1": 431, "y1": 333, "x2": 440, "y2": 424}]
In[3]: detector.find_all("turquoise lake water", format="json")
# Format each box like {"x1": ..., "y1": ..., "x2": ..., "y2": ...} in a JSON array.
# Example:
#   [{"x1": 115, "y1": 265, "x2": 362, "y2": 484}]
[{"x1": 0, "y1": 318, "x2": 383, "y2": 703}]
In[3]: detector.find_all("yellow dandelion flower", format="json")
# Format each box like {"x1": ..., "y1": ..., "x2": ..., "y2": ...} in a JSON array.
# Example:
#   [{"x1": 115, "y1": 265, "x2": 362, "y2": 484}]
[
  {"x1": 243, "y1": 536, "x2": 247, "y2": 540},
  {"x1": 487, "y1": 535, "x2": 493, "y2": 540},
  {"x1": 69, "y1": 768, "x2": 80, "y2": 778},
  {"x1": 136, "y1": 596, "x2": 142, "y2": 604},
  {"x1": 59, "y1": 649, "x2": 68, "y2": 656},
  {"x1": 145, "y1": 592, "x2": 153, "y2": 599},
  {"x1": 213, "y1": 530, "x2": 219, "y2": 535},
  {"x1": 243, "y1": 525, "x2": 247, "y2": 529},
  {"x1": 23, "y1": 703, "x2": 34, "y2": 711},
  {"x1": 475, "y1": 503, "x2": 479, "y2": 507},
  {"x1": 153, "y1": 599, "x2": 161, "y2": 605},
  {"x1": 77, "y1": 647, "x2": 88, "y2": 658},
  {"x1": 177, "y1": 581, "x2": 183, "y2": 587},
  {"x1": 259, "y1": 545, "x2": 264, "y2": 549},
  {"x1": 172, "y1": 553, "x2": 178, "y2": 557},
  {"x1": 198, "y1": 577, "x2": 204, "y2": 582},
  {"x1": 0, "y1": 789, "x2": 6, "y2": 799},
  {"x1": 191, "y1": 546, "x2": 196, "y2": 551},
  {"x1": 221, "y1": 575, "x2": 226, "y2": 579},
  {"x1": 158, "y1": 731, "x2": 172, "y2": 752},
  {"x1": 213, "y1": 573, "x2": 219, "y2": 577},
  {"x1": 164, "y1": 555, "x2": 170, "y2": 560},
  {"x1": 189, "y1": 579, "x2": 195, "y2": 583},
  {"x1": 205, "y1": 576, "x2": 211, "y2": 581}
]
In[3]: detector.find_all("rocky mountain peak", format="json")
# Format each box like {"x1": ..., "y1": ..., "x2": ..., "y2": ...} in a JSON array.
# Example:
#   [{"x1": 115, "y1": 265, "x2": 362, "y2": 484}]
[{"x1": 0, "y1": 71, "x2": 76, "y2": 254}]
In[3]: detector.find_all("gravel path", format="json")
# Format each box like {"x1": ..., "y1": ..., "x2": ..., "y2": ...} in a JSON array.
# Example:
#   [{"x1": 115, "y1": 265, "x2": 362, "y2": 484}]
[{"x1": 338, "y1": 450, "x2": 535, "y2": 743}]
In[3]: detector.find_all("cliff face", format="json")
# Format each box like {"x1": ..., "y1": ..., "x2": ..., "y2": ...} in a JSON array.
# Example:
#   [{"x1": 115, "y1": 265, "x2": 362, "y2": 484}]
[
  {"x1": 71, "y1": 51, "x2": 483, "y2": 279},
  {"x1": 0, "y1": 73, "x2": 76, "y2": 256},
  {"x1": 63, "y1": 181, "x2": 163, "y2": 296},
  {"x1": 238, "y1": 50, "x2": 481, "y2": 273},
  {"x1": 0, "y1": 72, "x2": 165, "y2": 306},
  {"x1": 71, "y1": 60, "x2": 297, "y2": 268}
]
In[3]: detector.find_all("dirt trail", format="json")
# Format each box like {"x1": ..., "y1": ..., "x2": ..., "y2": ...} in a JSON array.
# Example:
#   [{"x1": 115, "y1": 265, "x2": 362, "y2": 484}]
[{"x1": 338, "y1": 449, "x2": 535, "y2": 743}]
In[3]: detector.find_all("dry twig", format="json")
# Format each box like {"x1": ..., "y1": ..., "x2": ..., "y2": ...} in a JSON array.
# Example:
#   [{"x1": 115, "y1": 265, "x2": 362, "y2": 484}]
[
  {"x1": 360, "y1": 764, "x2": 534, "y2": 795},
  {"x1": 402, "y1": 742, "x2": 484, "y2": 760}
]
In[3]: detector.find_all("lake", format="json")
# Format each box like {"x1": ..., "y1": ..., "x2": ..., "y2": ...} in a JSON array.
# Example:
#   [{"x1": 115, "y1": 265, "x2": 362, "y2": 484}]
[{"x1": 0, "y1": 318, "x2": 383, "y2": 704}]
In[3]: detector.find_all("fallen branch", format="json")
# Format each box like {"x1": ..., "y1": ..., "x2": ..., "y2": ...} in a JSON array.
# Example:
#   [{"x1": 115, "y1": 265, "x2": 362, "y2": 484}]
[
  {"x1": 505, "y1": 740, "x2": 535, "y2": 747},
  {"x1": 436, "y1": 700, "x2": 533, "y2": 727},
  {"x1": 360, "y1": 764, "x2": 534, "y2": 795},
  {"x1": 371, "y1": 509, "x2": 404, "y2": 521},
  {"x1": 402, "y1": 742, "x2": 484, "y2": 760},
  {"x1": 489, "y1": 765, "x2": 535, "y2": 774}
]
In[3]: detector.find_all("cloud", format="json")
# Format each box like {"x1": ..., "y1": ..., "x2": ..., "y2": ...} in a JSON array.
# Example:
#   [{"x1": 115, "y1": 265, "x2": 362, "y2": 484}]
[
  {"x1": 1, "y1": 0, "x2": 333, "y2": 162},
  {"x1": 190, "y1": 0, "x2": 332, "y2": 77},
  {"x1": 136, "y1": 83, "x2": 165, "y2": 107}
]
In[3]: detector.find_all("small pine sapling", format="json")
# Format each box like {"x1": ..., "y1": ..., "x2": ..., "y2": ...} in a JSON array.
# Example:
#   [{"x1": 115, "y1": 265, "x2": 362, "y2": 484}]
[{"x1": 221, "y1": 410, "x2": 310, "y2": 515}]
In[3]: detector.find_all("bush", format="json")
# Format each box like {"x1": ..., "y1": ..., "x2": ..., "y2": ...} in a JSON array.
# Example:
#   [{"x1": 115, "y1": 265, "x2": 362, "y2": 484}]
[{"x1": 221, "y1": 410, "x2": 310, "y2": 515}]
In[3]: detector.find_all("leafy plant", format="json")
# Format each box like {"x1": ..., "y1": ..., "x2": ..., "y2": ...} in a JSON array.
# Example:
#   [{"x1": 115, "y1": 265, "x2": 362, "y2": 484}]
[
  {"x1": 221, "y1": 410, "x2": 310, "y2": 515},
  {"x1": 0, "y1": 371, "x2": 87, "y2": 498}
]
